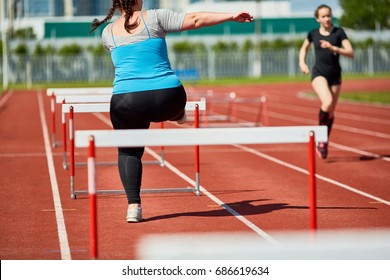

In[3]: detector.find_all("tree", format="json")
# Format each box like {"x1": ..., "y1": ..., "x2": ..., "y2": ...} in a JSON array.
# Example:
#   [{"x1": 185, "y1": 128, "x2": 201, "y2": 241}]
[
  {"x1": 11, "y1": 27, "x2": 36, "y2": 40},
  {"x1": 339, "y1": 0, "x2": 390, "y2": 30}
]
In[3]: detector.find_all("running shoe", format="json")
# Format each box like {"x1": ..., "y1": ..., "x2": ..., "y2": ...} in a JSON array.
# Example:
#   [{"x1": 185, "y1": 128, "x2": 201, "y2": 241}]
[
  {"x1": 316, "y1": 142, "x2": 328, "y2": 159},
  {"x1": 126, "y1": 205, "x2": 142, "y2": 223}
]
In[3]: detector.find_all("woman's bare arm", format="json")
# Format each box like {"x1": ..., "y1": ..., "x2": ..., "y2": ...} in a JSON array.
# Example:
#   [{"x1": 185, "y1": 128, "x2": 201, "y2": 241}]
[
  {"x1": 319, "y1": 39, "x2": 355, "y2": 59},
  {"x1": 299, "y1": 39, "x2": 311, "y2": 74},
  {"x1": 181, "y1": 11, "x2": 253, "y2": 31}
]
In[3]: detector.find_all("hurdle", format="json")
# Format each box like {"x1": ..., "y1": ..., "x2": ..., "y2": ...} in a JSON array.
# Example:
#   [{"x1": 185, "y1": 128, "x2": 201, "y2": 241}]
[
  {"x1": 55, "y1": 95, "x2": 113, "y2": 167},
  {"x1": 55, "y1": 94, "x2": 113, "y2": 151},
  {"x1": 75, "y1": 125, "x2": 327, "y2": 259},
  {"x1": 188, "y1": 91, "x2": 235, "y2": 123},
  {"x1": 65, "y1": 101, "x2": 206, "y2": 199},
  {"x1": 46, "y1": 87, "x2": 113, "y2": 148},
  {"x1": 203, "y1": 95, "x2": 269, "y2": 127},
  {"x1": 188, "y1": 91, "x2": 268, "y2": 127}
]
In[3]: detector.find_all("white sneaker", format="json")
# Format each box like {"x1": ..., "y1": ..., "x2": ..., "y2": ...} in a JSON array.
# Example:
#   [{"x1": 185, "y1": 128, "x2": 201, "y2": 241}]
[{"x1": 126, "y1": 205, "x2": 142, "y2": 223}]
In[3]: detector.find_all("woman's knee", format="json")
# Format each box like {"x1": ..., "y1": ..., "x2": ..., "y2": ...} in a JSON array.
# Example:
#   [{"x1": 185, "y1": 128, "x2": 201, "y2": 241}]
[{"x1": 312, "y1": 79, "x2": 334, "y2": 111}]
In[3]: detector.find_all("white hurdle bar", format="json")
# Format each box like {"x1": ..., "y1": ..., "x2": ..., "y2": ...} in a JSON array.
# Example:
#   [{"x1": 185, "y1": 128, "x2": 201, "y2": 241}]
[
  {"x1": 60, "y1": 99, "x2": 206, "y2": 168},
  {"x1": 65, "y1": 101, "x2": 206, "y2": 199},
  {"x1": 75, "y1": 125, "x2": 327, "y2": 259},
  {"x1": 47, "y1": 87, "x2": 113, "y2": 148},
  {"x1": 56, "y1": 94, "x2": 112, "y2": 104},
  {"x1": 46, "y1": 87, "x2": 113, "y2": 96},
  {"x1": 57, "y1": 95, "x2": 113, "y2": 161}
]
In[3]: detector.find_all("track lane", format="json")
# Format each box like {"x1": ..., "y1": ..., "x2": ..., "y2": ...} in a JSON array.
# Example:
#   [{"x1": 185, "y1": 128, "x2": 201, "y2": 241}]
[
  {"x1": 1, "y1": 78, "x2": 389, "y2": 260},
  {"x1": 54, "y1": 80, "x2": 390, "y2": 259},
  {"x1": 0, "y1": 90, "x2": 65, "y2": 259}
]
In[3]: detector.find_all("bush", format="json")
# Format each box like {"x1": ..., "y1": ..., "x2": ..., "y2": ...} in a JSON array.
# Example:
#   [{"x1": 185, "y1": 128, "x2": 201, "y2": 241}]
[
  {"x1": 212, "y1": 40, "x2": 238, "y2": 52},
  {"x1": 58, "y1": 44, "x2": 82, "y2": 56},
  {"x1": 13, "y1": 43, "x2": 29, "y2": 56},
  {"x1": 33, "y1": 44, "x2": 57, "y2": 57},
  {"x1": 86, "y1": 44, "x2": 106, "y2": 56}
]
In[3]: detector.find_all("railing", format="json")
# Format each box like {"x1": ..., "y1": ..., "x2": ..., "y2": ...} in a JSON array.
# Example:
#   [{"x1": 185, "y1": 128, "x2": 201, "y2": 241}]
[{"x1": 1, "y1": 47, "x2": 389, "y2": 85}]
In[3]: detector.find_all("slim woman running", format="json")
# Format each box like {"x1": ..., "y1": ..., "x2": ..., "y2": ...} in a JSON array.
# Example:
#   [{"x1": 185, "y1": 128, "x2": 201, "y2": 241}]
[
  {"x1": 91, "y1": 0, "x2": 253, "y2": 222},
  {"x1": 299, "y1": 4, "x2": 354, "y2": 159}
]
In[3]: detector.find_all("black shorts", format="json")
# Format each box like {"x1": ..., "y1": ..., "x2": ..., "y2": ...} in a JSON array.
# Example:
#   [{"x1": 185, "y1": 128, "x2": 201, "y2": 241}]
[
  {"x1": 110, "y1": 86, "x2": 187, "y2": 130},
  {"x1": 311, "y1": 68, "x2": 342, "y2": 86}
]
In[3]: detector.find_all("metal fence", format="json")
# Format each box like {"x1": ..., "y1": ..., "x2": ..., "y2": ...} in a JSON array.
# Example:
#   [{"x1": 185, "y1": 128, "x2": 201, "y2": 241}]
[{"x1": 1, "y1": 47, "x2": 389, "y2": 86}]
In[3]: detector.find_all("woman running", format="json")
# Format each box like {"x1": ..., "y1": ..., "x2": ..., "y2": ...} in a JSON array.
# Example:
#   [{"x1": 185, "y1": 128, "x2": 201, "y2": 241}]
[{"x1": 299, "y1": 4, "x2": 354, "y2": 159}]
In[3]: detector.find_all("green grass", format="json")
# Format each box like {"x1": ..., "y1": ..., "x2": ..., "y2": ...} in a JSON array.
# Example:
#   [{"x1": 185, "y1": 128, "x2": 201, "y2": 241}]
[
  {"x1": 186, "y1": 73, "x2": 390, "y2": 86},
  {"x1": 303, "y1": 90, "x2": 390, "y2": 105},
  {"x1": 340, "y1": 91, "x2": 390, "y2": 104},
  {"x1": 2, "y1": 73, "x2": 390, "y2": 105}
]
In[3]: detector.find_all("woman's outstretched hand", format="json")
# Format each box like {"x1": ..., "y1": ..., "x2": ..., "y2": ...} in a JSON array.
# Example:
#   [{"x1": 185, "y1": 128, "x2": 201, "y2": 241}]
[{"x1": 233, "y1": 12, "x2": 254, "y2": 23}]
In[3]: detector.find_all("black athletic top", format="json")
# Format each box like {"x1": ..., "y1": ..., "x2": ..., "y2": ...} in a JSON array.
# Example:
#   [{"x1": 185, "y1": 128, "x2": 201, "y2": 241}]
[{"x1": 307, "y1": 26, "x2": 348, "y2": 84}]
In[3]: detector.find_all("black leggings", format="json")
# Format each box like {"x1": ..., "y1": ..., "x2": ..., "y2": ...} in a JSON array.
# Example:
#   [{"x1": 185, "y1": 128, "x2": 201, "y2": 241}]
[{"x1": 110, "y1": 86, "x2": 187, "y2": 204}]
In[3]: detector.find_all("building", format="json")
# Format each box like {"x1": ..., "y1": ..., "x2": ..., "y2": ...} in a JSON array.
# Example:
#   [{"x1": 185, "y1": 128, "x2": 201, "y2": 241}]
[
  {"x1": 3, "y1": 0, "x2": 160, "y2": 17},
  {"x1": 11, "y1": 0, "x2": 386, "y2": 45},
  {"x1": 2, "y1": 0, "x2": 320, "y2": 41}
]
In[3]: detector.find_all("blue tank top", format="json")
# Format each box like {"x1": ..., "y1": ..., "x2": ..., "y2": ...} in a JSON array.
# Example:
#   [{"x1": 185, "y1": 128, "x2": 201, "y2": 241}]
[{"x1": 110, "y1": 13, "x2": 182, "y2": 94}]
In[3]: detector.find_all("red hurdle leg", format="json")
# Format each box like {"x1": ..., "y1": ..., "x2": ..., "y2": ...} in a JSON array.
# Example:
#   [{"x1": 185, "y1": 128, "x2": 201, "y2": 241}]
[
  {"x1": 51, "y1": 92, "x2": 57, "y2": 148},
  {"x1": 69, "y1": 106, "x2": 76, "y2": 199},
  {"x1": 195, "y1": 104, "x2": 200, "y2": 196},
  {"x1": 88, "y1": 136, "x2": 98, "y2": 259},
  {"x1": 308, "y1": 131, "x2": 317, "y2": 233},
  {"x1": 62, "y1": 99, "x2": 67, "y2": 169}
]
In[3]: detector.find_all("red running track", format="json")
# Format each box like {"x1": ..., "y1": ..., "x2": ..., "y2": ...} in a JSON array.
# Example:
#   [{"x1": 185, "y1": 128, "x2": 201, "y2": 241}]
[{"x1": 0, "y1": 78, "x2": 389, "y2": 260}]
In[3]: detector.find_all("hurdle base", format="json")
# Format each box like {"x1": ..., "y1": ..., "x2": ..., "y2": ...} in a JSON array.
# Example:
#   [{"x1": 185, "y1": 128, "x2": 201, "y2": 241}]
[
  {"x1": 72, "y1": 187, "x2": 200, "y2": 198},
  {"x1": 68, "y1": 160, "x2": 165, "y2": 199},
  {"x1": 66, "y1": 159, "x2": 164, "y2": 169},
  {"x1": 52, "y1": 140, "x2": 62, "y2": 149},
  {"x1": 142, "y1": 187, "x2": 199, "y2": 194}
]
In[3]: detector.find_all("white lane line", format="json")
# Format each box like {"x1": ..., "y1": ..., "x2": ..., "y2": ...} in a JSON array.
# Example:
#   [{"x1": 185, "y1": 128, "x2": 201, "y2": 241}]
[
  {"x1": 93, "y1": 110, "x2": 389, "y2": 239},
  {"x1": 236, "y1": 102, "x2": 390, "y2": 140},
  {"x1": 96, "y1": 100, "x2": 390, "y2": 161},
  {"x1": 231, "y1": 104, "x2": 390, "y2": 161},
  {"x1": 333, "y1": 123, "x2": 390, "y2": 139},
  {"x1": 330, "y1": 142, "x2": 390, "y2": 162},
  {"x1": 37, "y1": 90, "x2": 71, "y2": 260},
  {"x1": 94, "y1": 110, "x2": 389, "y2": 206},
  {"x1": 0, "y1": 89, "x2": 14, "y2": 108},
  {"x1": 145, "y1": 147, "x2": 281, "y2": 247},
  {"x1": 233, "y1": 144, "x2": 390, "y2": 206},
  {"x1": 265, "y1": 95, "x2": 390, "y2": 126},
  {"x1": 267, "y1": 110, "x2": 390, "y2": 140},
  {"x1": 93, "y1": 112, "x2": 280, "y2": 246},
  {"x1": 0, "y1": 152, "x2": 64, "y2": 158}
]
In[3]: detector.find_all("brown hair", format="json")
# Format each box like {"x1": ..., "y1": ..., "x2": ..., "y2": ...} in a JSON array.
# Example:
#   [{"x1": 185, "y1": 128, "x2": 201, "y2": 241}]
[
  {"x1": 314, "y1": 4, "x2": 332, "y2": 18},
  {"x1": 90, "y1": 0, "x2": 139, "y2": 33}
]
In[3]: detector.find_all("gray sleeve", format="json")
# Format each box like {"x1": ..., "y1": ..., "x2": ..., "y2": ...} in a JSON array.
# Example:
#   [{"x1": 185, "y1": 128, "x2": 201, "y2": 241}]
[
  {"x1": 155, "y1": 9, "x2": 185, "y2": 33},
  {"x1": 101, "y1": 25, "x2": 113, "y2": 51}
]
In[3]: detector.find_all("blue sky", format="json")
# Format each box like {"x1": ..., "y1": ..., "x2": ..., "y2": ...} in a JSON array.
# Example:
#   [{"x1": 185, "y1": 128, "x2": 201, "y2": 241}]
[{"x1": 290, "y1": 0, "x2": 341, "y2": 14}]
